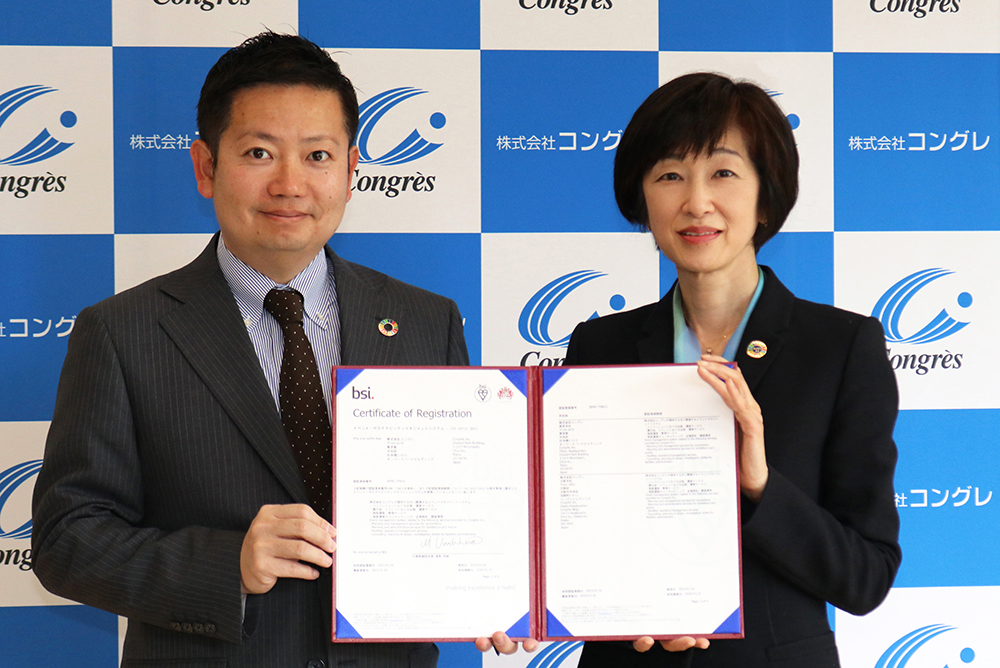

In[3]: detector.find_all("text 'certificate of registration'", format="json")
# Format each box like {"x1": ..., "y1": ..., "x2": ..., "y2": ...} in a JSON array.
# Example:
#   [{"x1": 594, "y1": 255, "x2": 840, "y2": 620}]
[
  {"x1": 541, "y1": 365, "x2": 742, "y2": 639},
  {"x1": 333, "y1": 367, "x2": 532, "y2": 641}
]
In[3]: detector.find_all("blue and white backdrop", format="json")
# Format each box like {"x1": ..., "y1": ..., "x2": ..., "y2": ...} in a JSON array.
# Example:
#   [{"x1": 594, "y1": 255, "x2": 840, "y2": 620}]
[{"x1": 1, "y1": 1, "x2": 999, "y2": 666}]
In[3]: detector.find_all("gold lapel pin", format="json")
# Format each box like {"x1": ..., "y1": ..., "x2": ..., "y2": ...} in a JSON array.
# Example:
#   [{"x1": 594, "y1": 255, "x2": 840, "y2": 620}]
[
  {"x1": 378, "y1": 318, "x2": 399, "y2": 337},
  {"x1": 746, "y1": 340, "x2": 767, "y2": 359}
]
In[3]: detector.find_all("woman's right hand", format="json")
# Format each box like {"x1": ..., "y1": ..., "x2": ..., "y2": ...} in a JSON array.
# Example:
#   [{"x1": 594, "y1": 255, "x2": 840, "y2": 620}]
[
  {"x1": 633, "y1": 636, "x2": 710, "y2": 653},
  {"x1": 697, "y1": 354, "x2": 768, "y2": 502}
]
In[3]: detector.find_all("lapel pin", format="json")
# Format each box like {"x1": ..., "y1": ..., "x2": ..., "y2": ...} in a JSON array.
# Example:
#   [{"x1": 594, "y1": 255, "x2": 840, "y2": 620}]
[
  {"x1": 746, "y1": 340, "x2": 767, "y2": 359},
  {"x1": 378, "y1": 318, "x2": 399, "y2": 337}
]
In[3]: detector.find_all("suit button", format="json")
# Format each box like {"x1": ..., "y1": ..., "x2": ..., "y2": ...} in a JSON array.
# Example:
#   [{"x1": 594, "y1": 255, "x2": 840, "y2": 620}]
[
  {"x1": 169, "y1": 622, "x2": 181, "y2": 631},
  {"x1": 205, "y1": 623, "x2": 216, "y2": 634},
  {"x1": 306, "y1": 660, "x2": 326, "y2": 668},
  {"x1": 182, "y1": 623, "x2": 193, "y2": 633},
  {"x1": 193, "y1": 623, "x2": 204, "y2": 633}
]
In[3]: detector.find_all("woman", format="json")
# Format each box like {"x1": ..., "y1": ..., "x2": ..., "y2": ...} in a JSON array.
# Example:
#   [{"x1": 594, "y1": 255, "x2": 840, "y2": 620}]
[{"x1": 565, "y1": 73, "x2": 901, "y2": 667}]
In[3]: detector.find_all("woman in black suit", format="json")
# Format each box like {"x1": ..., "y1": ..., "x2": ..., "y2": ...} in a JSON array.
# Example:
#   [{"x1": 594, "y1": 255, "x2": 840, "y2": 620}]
[{"x1": 566, "y1": 73, "x2": 901, "y2": 667}]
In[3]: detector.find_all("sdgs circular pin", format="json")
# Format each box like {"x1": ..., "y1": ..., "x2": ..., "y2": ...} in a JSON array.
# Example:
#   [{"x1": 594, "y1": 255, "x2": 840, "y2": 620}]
[
  {"x1": 746, "y1": 340, "x2": 767, "y2": 359},
  {"x1": 378, "y1": 318, "x2": 399, "y2": 337}
]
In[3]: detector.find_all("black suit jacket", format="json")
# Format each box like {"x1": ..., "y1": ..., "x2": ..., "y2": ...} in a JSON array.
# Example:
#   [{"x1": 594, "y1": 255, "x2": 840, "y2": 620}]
[
  {"x1": 32, "y1": 236, "x2": 469, "y2": 668},
  {"x1": 565, "y1": 267, "x2": 901, "y2": 668}
]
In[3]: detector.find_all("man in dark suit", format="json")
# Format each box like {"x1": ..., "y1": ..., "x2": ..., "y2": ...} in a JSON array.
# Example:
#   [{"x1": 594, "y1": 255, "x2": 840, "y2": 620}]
[{"x1": 32, "y1": 32, "x2": 518, "y2": 668}]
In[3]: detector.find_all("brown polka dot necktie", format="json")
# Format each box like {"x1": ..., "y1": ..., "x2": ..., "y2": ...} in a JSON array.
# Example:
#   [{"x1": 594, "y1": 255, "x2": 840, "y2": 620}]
[{"x1": 263, "y1": 288, "x2": 332, "y2": 519}]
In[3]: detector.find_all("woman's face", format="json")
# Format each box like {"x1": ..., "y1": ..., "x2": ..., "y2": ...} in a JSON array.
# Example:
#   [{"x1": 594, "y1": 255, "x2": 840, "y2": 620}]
[{"x1": 642, "y1": 127, "x2": 761, "y2": 280}]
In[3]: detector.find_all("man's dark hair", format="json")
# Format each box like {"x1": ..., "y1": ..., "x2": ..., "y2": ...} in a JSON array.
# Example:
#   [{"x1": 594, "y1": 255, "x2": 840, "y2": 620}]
[
  {"x1": 614, "y1": 72, "x2": 799, "y2": 251},
  {"x1": 197, "y1": 31, "x2": 359, "y2": 160}
]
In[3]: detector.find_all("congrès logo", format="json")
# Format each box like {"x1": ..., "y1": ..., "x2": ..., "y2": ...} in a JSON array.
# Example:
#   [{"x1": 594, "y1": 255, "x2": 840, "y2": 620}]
[
  {"x1": 869, "y1": 0, "x2": 960, "y2": 18},
  {"x1": 874, "y1": 624, "x2": 976, "y2": 667},
  {"x1": 765, "y1": 89, "x2": 801, "y2": 132},
  {"x1": 0, "y1": 85, "x2": 74, "y2": 199},
  {"x1": 0, "y1": 460, "x2": 42, "y2": 540},
  {"x1": 518, "y1": 270, "x2": 626, "y2": 365},
  {"x1": 0, "y1": 85, "x2": 75, "y2": 166},
  {"x1": 352, "y1": 87, "x2": 446, "y2": 199},
  {"x1": 872, "y1": 268, "x2": 971, "y2": 375},
  {"x1": 526, "y1": 641, "x2": 583, "y2": 667},
  {"x1": 152, "y1": 0, "x2": 250, "y2": 9},
  {"x1": 518, "y1": 0, "x2": 613, "y2": 15}
]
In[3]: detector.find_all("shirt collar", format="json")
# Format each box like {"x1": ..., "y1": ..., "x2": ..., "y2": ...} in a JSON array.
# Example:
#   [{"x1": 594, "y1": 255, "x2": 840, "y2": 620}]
[
  {"x1": 672, "y1": 266, "x2": 765, "y2": 363},
  {"x1": 216, "y1": 236, "x2": 333, "y2": 330}
]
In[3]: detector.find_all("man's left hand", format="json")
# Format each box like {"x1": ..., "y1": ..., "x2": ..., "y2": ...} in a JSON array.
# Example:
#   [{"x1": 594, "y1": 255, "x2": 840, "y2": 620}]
[{"x1": 475, "y1": 631, "x2": 539, "y2": 654}]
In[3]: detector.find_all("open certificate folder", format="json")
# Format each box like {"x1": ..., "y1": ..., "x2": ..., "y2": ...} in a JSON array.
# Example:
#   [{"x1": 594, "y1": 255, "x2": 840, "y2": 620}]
[{"x1": 331, "y1": 365, "x2": 743, "y2": 643}]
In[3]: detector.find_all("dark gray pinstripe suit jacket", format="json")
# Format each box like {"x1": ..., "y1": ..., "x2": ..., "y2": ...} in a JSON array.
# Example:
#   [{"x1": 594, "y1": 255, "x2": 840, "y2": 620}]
[{"x1": 32, "y1": 235, "x2": 469, "y2": 668}]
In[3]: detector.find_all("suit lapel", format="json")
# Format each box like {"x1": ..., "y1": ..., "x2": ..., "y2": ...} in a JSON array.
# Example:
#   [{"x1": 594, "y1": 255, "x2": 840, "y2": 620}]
[
  {"x1": 733, "y1": 266, "x2": 795, "y2": 392},
  {"x1": 634, "y1": 269, "x2": 795, "y2": 392},
  {"x1": 332, "y1": 251, "x2": 403, "y2": 366},
  {"x1": 636, "y1": 286, "x2": 676, "y2": 364},
  {"x1": 158, "y1": 237, "x2": 308, "y2": 505}
]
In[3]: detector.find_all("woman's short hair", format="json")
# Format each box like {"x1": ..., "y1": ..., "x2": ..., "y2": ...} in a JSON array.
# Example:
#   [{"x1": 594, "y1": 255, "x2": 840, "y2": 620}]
[{"x1": 614, "y1": 72, "x2": 799, "y2": 251}]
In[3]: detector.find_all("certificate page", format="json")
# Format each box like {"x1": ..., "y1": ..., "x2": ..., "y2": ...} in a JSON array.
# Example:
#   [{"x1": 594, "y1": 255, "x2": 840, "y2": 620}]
[
  {"x1": 541, "y1": 365, "x2": 741, "y2": 639},
  {"x1": 333, "y1": 367, "x2": 532, "y2": 641}
]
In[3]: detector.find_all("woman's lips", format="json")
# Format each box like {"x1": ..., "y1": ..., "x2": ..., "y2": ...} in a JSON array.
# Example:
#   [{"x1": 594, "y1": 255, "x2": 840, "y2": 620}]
[{"x1": 679, "y1": 227, "x2": 721, "y2": 244}]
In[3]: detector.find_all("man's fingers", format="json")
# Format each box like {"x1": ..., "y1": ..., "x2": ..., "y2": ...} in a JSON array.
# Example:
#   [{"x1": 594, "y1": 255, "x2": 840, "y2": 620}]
[
  {"x1": 659, "y1": 636, "x2": 710, "y2": 652},
  {"x1": 262, "y1": 504, "x2": 337, "y2": 551},
  {"x1": 474, "y1": 631, "x2": 538, "y2": 654},
  {"x1": 492, "y1": 631, "x2": 518, "y2": 655},
  {"x1": 241, "y1": 504, "x2": 338, "y2": 594},
  {"x1": 633, "y1": 636, "x2": 655, "y2": 652}
]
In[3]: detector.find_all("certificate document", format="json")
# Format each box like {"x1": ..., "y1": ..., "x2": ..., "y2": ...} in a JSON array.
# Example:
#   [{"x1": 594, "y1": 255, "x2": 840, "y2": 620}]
[
  {"x1": 540, "y1": 366, "x2": 742, "y2": 640},
  {"x1": 332, "y1": 365, "x2": 742, "y2": 642},
  {"x1": 333, "y1": 367, "x2": 533, "y2": 642}
]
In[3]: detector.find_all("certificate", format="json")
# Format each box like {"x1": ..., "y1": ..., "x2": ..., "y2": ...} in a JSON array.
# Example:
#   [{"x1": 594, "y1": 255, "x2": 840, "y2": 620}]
[
  {"x1": 333, "y1": 367, "x2": 534, "y2": 642},
  {"x1": 331, "y1": 365, "x2": 742, "y2": 642},
  {"x1": 539, "y1": 366, "x2": 742, "y2": 640}
]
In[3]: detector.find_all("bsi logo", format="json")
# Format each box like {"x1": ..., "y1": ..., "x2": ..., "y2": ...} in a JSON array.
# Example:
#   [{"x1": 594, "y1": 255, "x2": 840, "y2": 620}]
[
  {"x1": 0, "y1": 85, "x2": 73, "y2": 199},
  {"x1": 518, "y1": 270, "x2": 626, "y2": 366},
  {"x1": 875, "y1": 624, "x2": 976, "y2": 667},
  {"x1": 873, "y1": 268, "x2": 971, "y2": 375},
  {"x1": 351, "y1": 386, "x2": 373, "y2": 400},
  {"x1": 869, "y1": 0, "x2": 960, "y2": 18}
]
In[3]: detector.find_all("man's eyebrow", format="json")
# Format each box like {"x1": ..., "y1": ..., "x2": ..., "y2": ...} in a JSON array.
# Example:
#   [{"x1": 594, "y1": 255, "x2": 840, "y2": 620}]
[
  {"x1": 236, "y1": 131, "x2": 344, "y2": 145},
  {"x1": 235, "y1": 131, "x2": 280, "y2": 143}
]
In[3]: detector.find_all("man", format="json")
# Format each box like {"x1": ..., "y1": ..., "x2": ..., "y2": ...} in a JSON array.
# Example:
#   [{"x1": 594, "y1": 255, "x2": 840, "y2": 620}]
[{"x1": 32, "y1": 32, "x2": 525, "y2": 668}]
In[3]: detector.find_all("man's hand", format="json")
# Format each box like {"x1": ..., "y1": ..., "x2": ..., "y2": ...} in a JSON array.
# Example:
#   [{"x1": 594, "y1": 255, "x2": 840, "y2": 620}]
[
  {"x1": 633, "y1": 636, "x2": 710, "y2": 653},
  {"x1": 240, "y1": 504, "x2": 337, "y2": 595},
  {"x1": 475, "y1": 631, "x2": 539, "y2": 655}
]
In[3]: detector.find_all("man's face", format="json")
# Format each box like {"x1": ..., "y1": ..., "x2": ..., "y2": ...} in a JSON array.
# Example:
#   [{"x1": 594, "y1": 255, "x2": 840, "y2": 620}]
[{"x1": 191, "y1": 84, "x2": 359, "y2": 283}]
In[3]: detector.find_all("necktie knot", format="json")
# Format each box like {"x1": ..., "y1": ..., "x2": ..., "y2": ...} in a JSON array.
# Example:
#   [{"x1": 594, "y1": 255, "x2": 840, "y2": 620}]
[{"x1": 263, "y1": 288, "x2": 305, "y2": 330}]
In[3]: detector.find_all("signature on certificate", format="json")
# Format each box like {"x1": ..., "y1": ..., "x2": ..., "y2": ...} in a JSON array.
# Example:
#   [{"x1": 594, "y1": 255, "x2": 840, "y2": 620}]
[{"x1": 419, "y1": 534, "x2": 484, "y2": 550}]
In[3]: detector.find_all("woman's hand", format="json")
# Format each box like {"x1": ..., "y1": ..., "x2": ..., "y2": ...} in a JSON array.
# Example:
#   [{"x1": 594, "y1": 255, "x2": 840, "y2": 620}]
[
  {"x1": 633, "y1": 636, "x2": 710, "y2": 652},
  {"x1": 697, "y1": 354, "x2": 768, "y2": 502}
]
